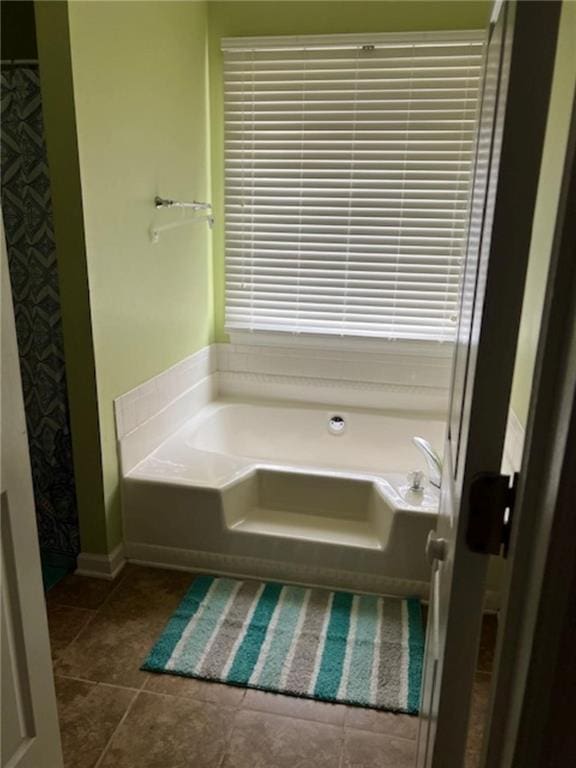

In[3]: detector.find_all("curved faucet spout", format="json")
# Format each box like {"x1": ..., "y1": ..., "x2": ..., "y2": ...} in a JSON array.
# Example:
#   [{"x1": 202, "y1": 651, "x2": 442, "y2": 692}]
[{"x1": 412, "y1": 436, "x2": 443, "y2": 489}]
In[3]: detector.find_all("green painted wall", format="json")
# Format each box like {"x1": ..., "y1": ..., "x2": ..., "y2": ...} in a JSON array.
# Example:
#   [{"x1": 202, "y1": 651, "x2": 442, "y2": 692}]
[
  {"x1": 207, "y1": 1, "x2": 491, "y2": 340},
  {"x1": 35, "y1": 2, "x2": 108, "y2": 554},
  {"x1": 510, "y1": 0, "x2": 576, "y2": 428},
  {"x1": 66, "y1": 0, "x2": 213, "y2": 551}
]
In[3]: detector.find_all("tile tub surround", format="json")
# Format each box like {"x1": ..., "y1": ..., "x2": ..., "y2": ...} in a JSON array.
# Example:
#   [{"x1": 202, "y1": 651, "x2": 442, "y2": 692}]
[
  {"x1": 114, "y1": 340, "x2": 451, "y2": 446},
  {"x1": 113, "y1": 340, "x2": 452, "y2": 478},
  {"x1": 47, "y1": 565, "x2": 492, "y2": 768},
  {"x1": 115, "y1": 345, "x2": 219, "y2": 474},
  {"x1": 217, "y1": 339, "x2": 453, "y2": 413}
]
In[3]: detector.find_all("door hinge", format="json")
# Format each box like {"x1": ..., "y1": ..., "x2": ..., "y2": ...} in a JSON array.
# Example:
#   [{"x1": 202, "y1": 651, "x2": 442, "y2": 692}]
[{"x1": 467, "y1": 472, "x2": 519, "y2": 557}]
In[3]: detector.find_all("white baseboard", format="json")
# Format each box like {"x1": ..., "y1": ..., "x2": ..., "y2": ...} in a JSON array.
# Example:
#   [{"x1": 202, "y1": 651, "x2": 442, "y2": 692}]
[{"x1": 76, "y1": 544, "x2": 126, "y2": 581}]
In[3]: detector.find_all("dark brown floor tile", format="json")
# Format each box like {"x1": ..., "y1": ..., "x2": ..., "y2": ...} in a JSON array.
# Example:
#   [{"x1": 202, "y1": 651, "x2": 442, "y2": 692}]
[
  {"x1": 55, "y1": 609, "x2": 168, "y2": 688},
  {"x1": 344, "y1": 706, "x2": 418, "y2": 739},
  {"x1": 100, "y1": 565, "x2": 191, "y2": 618},
  {"x1": 54, "y1": 676, "x2": 135, "y2": 768},
  {"x1": 221, "y1": 709, "x2": 343, "y2": 768},
  {"x1": 477, "y1": 614, "x2": 498, "y2": 673},
  {"x1": 55, "y1": 567, "x2": 193, "y2": 688},
  {"x1": 242, "y1": 688, "x2": 347, "y2": 725},
  {"x1": 343, "y1": 729, "x2": 417, "y2": 768},
  {"x1": 143, "y1": 672, "x2": 245, "y2": 706},
  {"x1": 47, "y1": 572, "x2": 125, "y2": 610},
  {"x1": 97, "y1": 691, "x2": 233, "y2": 768},
  {"x1": 47, "y1": 605, "x2": 94, "y2": 660},
  {"x1": 467, "y1": 672, "x2": 491, "y2": 753}
]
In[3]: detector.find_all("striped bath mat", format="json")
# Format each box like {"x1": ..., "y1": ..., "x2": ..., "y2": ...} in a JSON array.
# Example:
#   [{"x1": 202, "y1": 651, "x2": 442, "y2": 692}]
[{"x1": 142, "y1": 575, "x2": 424, "y2": 714}]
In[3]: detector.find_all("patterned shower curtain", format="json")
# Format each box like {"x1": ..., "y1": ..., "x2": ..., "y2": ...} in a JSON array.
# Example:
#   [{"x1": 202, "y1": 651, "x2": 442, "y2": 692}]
[{"x1": 1, "y1": 66, "x2": 79, "y2": 558}]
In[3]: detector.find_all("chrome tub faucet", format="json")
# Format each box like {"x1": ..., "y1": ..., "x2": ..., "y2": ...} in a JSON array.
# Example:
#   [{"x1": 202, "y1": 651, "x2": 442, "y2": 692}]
[{"x1": 412, "y1": 437, "x2": 443, "y2": 489}]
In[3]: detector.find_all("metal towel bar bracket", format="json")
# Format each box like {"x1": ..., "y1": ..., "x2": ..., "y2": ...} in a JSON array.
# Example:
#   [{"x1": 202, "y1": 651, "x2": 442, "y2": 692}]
[
  {"x1": 154, "y1": 195, "x2": 212, "y2": 212},
  {"x1": 151, "y1": 195, "x2": 214, "y2": 242},
  {"x1": 150, "y1": 215, "x2": 214, "y2": 243}
]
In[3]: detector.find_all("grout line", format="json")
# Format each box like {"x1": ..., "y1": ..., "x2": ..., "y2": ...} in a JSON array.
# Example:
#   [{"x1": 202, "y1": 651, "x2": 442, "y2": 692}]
[
  {"x1": 132, "y1": 688, "x2": 173, "y2": 699},
  {"x1": 217, "y1": 705, "x2": 243, "y2": 768},
  {"x1": 139, "y1": 673, "x2": 151, "y2": 691},
  {"x1": 47, "y1": 565, "x2": 129, "y2": 613},
  {"x1": 47, "y1": 600, "x2": 100, "y2": 611},
  {"x1": 134, "y1": 686, "x2": 242, "y2": 711},
  {"x1": 53, "y1": 673, "x2": 141, "y2": 692},
  {"x1": 49, "y1": 603, "x2": 94, "y2": 613},
  {"x1": 94, "y1": 566, "x2": 132, "y2": 610},
  {"x1": 240, "y1": 702, "x2": 345, "y2": 728},
  {"x1": 53, "y1": 672, "x2": 102, "y2": 686},
  {"x1": 338, "y1": 727, "x2": 346, "y2": 768},
  {"x1": 341, "y1": 723, "x2": 417, "y2": 742},
  {"x1": 49, "y1": 617, "x2": 96, "y2": 664},
  {"x1": 61, "y1": 610, "x2": 98, "y2": 652},
  {"x1": 234, "y1": 704, "x2": 345, "y2": 731},
  {"x1": 93, "y1": 688, "x2": 140, "y2": 768},
  {"x1": 134, "y1": 687, "x2": 210, "y2": 700}
]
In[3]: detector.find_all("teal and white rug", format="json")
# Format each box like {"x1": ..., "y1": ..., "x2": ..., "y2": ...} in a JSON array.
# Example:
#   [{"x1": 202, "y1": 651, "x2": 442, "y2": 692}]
[{"x1": 142, "y1": 575, "x2": 424, "y2": 714}]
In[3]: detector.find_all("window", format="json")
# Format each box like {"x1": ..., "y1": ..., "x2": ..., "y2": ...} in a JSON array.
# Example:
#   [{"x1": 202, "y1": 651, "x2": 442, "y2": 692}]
[{"x1": 223, "y1": 32, "x2": 485, "y2": 342}]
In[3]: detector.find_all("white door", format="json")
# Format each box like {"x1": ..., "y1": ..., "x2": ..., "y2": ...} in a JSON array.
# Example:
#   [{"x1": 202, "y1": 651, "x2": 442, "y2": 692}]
[
  {"x1": 416, "y1": 1, "x2": 560, "y2": 765},
  {"x1": 1, "y1": 220, "x2": 63, "y2": 767}
]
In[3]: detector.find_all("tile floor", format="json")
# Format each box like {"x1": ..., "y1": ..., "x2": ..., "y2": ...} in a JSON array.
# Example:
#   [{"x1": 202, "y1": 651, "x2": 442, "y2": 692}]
[{"x1": 47, "y1": 565, "x2": 495, "y2": 768}]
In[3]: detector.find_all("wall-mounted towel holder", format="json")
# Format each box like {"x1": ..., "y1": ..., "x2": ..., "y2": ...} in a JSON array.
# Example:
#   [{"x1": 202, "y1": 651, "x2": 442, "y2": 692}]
[
  {"x1": 154, "y1": 196, "x2": 212, "y2": 212},
  {"x1": 150, "y1": 196, "x2": 214, "y2": 242}
]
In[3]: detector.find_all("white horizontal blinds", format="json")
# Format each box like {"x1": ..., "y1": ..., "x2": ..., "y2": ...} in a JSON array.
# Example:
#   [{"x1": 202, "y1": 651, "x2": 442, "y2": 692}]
[{"x1": 223, "y1": 33, "x2": 484, "y2": 341}]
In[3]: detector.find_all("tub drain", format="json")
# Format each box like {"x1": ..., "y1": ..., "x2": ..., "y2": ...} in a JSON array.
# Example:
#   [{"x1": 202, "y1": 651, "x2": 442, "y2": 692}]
[{"x1": 328, "y1": 415, "x2": 346, "y2": 435}]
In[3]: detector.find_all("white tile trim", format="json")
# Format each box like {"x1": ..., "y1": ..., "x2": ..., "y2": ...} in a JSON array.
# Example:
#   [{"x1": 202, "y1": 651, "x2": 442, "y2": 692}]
[
  {"x1": 218, "y1": 371, "x2": 448, "y2": 414},
  {"x1": 217, "y1": 341, "x2": 452, "y2": 391},
  {"x1": 76, "y1": 544, "x2": 126, "y2": 581},
  {"x1": 114, "y1": 345, "x2": 217, "y2": 441},
  {"x1": 119, "y1": 375, "x2": 217, "y2": 476}
]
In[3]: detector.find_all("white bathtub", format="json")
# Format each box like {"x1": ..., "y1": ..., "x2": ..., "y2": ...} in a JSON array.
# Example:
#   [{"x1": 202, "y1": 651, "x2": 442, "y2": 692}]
[{"x1": 122, "y1": 399, "x2": 446, "y2": 596}]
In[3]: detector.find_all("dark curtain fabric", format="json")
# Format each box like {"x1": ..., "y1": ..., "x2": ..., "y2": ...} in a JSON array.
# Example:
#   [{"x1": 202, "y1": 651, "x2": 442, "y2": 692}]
[{"x1": 1, "y1": 66, "x2": 79, "y2": 557}]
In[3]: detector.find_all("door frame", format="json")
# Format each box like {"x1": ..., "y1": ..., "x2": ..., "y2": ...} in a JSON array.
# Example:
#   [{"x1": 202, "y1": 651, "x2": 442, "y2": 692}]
[{"x1": 482, "y1": 75, "x2": 576, "y2": 767}]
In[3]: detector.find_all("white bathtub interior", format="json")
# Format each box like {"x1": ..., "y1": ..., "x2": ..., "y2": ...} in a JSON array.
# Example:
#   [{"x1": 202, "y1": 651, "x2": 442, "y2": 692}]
[{"x1": 129, "y1": 399, "x2": 445, "y2": 484}]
